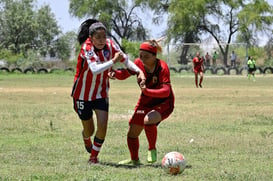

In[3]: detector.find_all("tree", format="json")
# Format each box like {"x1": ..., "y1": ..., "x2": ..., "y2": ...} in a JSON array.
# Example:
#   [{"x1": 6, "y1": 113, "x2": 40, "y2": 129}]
[
  {"x1": 69, "y1": 0, "x2": 148, "y2": 42},
  {"x1": 167, "y1": 0, "x2": 273, "y2": 66},
  {"x1": 35, "y1": 4, "x2": 61, "y2": 57},
  {"x1": 55, "y1": 31, "x2": 77, "y2": 61},
  {"x1": 0, "y1": 0, "x2": 37, "y2": 54},
  {"x1": 0, "y1": 0, "x2": 62, "y2": 59}
]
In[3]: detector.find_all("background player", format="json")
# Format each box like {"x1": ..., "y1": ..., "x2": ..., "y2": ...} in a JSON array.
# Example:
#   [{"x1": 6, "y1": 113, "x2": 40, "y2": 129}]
[{"x1": 192, "y1": 52, "x2": 204, "y2": 88}]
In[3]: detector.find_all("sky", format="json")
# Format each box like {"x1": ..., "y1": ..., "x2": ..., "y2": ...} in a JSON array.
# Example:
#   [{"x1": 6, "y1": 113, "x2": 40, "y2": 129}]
[
  {"x1": 37, "y1": 0, "x2": 273, "y2": 44},
  {"x1": 37, "y1": 0, "x2": 84, "y2": 33},
  {"x1": 36, "y1": 0, "x2": 166, "y2": 38}
]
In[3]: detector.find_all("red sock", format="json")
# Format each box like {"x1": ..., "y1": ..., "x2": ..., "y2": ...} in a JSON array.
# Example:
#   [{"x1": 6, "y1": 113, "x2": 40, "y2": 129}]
[
  {"x1": 199, "y1": 76, "x2": 203, "y2": 85},
  {"x1": 195, "y1": 79, "x2": 198, "y2": 87},
  {"x1": 144, "y1": 124, "x2": 157, "y2": 150},
  {"x1": 91, "y1": 136, "x2": 104, "y2": 158},
  {"x1": 127, "y1": 137, "x2": 139, "y2": 160}
]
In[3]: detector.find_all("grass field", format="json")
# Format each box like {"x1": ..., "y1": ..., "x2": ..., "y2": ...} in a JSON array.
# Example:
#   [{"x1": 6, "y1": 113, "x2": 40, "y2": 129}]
[{"x1": 0, "y1": 72, "x2": 273, "y2": 181}]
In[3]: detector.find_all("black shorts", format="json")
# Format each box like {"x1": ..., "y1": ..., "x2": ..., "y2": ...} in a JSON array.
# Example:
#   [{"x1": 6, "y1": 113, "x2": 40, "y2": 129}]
[
  {"x1": 248, "y1": 68, "x2": 256, "y2": 73},
  {"x1": 73, "y1": 98, "x2": 109, "y2": 120}
]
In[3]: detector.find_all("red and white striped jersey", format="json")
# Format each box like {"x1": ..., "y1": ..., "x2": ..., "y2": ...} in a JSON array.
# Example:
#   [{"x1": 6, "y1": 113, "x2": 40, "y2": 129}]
[{"x1": 71, "y1": 38, "x2": 124, "y2": 101}]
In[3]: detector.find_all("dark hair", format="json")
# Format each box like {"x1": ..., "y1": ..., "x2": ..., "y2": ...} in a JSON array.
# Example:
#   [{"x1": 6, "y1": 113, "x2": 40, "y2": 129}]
[
  {"x1": 77, "y1": 19, "x2": 125, "y2": 52},
  {"x1": 77, "y1": 19, "x2": 99, "y2": 45}
]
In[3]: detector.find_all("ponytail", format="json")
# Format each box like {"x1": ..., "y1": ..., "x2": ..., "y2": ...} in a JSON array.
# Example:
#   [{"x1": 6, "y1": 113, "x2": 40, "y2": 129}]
[
  {"x1": 77, "y1": 19, "x2": 99, "y2": 45},
  {"x1": 151, "y1": 39, "x2": 162, "y2": 53}
]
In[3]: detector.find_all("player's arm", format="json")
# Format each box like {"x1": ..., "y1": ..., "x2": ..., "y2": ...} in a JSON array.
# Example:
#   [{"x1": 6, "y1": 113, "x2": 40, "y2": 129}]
[
  {"x1": 192, "y1": 59, "x2": 195, "y2": 71},
  {"x1": 87, "y1": 51, "x2": 122, "y2": 75},
  {"x1": 122, "y1": 55, "x2": 146, "y2": 84},
  {"x1": 111, "y1": 40, "x2": 146, "y2": 83},
  {"x1": 74, "y1": 54, "x2": 83, "y2": 82},
  {"x1": 141, "y1": 83, "x2": 171, "y2": 98},
  {"x1": 109, "y1": 68, "x2": 131, "y2": 80}
]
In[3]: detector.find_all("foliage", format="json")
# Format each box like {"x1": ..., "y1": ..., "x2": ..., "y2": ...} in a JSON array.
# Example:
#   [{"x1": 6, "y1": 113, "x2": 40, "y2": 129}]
[
  {"x1": 0, "y1": 49, "x2": 24, "y2": 67},
  {"x1": 264, "y1": 37, "x2": 273, "y2": 59},
  {"x1": 55, "y1": 31, "x2": 77, "y2": 61},
  {"x1": 0, "y1": 0, "x2": 74, "y2": 62},
  {"x1": 166, "y1": 0, "x2": 273, "y2": 65},
  {"x1": 69, "y1": 0, "x2": 148, "y2": 41},
  {"x1": 248, "y1": 47, "x2": 267, "y2": 65},
  {"x1": 121, "y1": 39, "x2": 141, "y2": 59}
]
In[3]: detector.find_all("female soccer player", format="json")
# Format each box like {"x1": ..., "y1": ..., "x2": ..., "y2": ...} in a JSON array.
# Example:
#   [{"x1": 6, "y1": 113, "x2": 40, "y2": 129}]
[
  {"x1": 192, "y1": 52, "x2": 204, "y2": 88},
  {"x1": 247, "y1": 56, "x2": 256, "y2": 81},
  {"x1": 109, "y1": 39, "x2": 175, "y2": 165},
  {"x1": 71, "y1": 19, "x2": 145, "y2": 164}
]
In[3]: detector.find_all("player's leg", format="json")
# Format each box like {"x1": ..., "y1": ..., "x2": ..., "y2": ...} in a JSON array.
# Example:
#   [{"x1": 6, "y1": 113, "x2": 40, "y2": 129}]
[
  {"x1": 144, "y1": 110, "x2": 161, "y2": 163},
  {"x1": 73, "y1": 99, "x2": 94, "y2": 153},
  {"x1": 88, "y1": 109, "x2": 108, "y2": 164},
  {"x1": 81, "y1": 119, "x2": 94, "y2": 153},
  {"x1": 127, "y1": 124, "x2": 143, "y2": 161},
  {"x1": 199, "y1": 72, "x2": 203, "y2": 88},
  {"x1": 88, "y1": 98, "x2": 109, "y2": 164},
  {"x1": 194, "y1": 72, "x2": 198, "y2": 88},
  {"x1": 252, "y1": 71, "x2": 256, "y2": 81},
  {"x1": 119, "y1": 124, "x2": 143, "y2": 165}
]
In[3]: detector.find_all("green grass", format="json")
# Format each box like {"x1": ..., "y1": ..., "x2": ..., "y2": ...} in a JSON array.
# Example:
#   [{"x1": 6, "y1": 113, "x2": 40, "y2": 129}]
[{"x1": 0, "y1": 73, "x2": 273, "y2": 181}]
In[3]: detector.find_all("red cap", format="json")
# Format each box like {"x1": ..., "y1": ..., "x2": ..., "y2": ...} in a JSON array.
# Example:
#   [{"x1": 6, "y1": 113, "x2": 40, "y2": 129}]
[{"x1": 140, "y1": 42, "x2": 157, "y2": 55}]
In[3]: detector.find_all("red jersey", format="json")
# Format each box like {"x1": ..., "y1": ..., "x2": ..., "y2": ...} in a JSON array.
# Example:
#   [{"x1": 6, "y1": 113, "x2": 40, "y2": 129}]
[
  {"x1": 71, "y1": 38, "x2": 124, "y2": 101},
  {"x1": 193, "y1": 56, "x2": 204, "y2": 72},
  {"x1": 134, "y1": 58, "x2": 175, "y2": 108}
]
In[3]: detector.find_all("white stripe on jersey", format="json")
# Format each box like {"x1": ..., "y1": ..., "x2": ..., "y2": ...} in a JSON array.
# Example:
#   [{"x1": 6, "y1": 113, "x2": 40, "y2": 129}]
[
  {"x1": 79, "y1": 70, "x2": 88, "y2": 100},
  {"x1": 96, "y1": 73, "x2": 103, "y2": 99}
]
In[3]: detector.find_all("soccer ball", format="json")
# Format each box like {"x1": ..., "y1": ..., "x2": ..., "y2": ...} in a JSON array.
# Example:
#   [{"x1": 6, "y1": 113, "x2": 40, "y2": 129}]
[{"x1": 161, "y1": 151, "x2": 186, "y2": 175}]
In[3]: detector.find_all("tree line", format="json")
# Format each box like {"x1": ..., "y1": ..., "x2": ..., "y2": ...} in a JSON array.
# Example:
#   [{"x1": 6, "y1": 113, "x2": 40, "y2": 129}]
[{"x1": 0, "y1": 0, "x2": 273, "y2": 68}]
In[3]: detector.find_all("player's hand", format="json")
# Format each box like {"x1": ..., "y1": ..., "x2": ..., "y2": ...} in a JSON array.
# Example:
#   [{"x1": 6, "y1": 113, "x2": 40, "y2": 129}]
[
  {"x1": 108, "y1": 71, "x2": 116, "y2": 80},
  {"x1": 112, "y1": 52, "x2": 124, "y2": 63},
  {"x1": 139, "y1": 80, "x2": 146, "y2": 90},
  {"x1": 138, "y1": 78, "x2": 146, "y2": 89},
  {"x1": 137, "y1": 70, "x2": 146, "y2": 89}
]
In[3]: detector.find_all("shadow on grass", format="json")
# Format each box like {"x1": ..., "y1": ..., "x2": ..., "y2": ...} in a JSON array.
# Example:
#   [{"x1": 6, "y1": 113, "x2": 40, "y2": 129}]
[{"x1": 99, "y1": 161, "x2": 192, "y2": 170}]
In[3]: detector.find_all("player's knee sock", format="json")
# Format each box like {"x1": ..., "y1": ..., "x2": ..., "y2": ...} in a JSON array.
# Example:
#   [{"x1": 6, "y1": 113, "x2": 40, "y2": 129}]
[
  {"x1": 91, "y1": 136, "x2": 104, "y2": 158},
  {"x1": 199, "y1": 76, "x2": 203, "y2": 85},
  {"x1": 144, "y1": 124, "x2": 157, "y2": 150},
  {"x1": 127, "y1": 136, "x2": 139, "y2": 161},
  {"x1": 195, "y1": 79, "x2": 198, "y2": 87}
]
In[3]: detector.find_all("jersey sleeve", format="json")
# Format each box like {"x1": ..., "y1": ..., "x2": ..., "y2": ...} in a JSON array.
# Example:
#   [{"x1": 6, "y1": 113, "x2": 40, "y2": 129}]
[
  {"x1": 74, "y1": 53, "x2": 83, "y2": 82},
  {"x1": 142, "y1": 84, "x2": 171, "y2": 98},
  {"x1": 82, "y1": 42, "x2": 114, "y2": 75},
  {"x1": 114, "y1": 68, "x2": 132, "y2": 80},
  {"x1": 110, "y1": 39, "x2": 126, "y2": 63}
]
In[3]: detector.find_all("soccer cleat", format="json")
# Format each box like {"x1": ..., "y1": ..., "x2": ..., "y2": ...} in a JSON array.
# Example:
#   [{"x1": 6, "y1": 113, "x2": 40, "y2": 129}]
[
  {"x1": 147, "y1": 149, "x2": 157, "y2": 163},
  {"x1": 88, "y1": 157, "x2": 99, "y2": 164},
  {"x1": 118, "y1": 159, "x2": 141, "y2": 165},
  {"x1": 82, "y1": 132, "x2": 92, "y2": 153},
  {"x1": 199, "y1": 83, "x2": 202, "y2": 88}
]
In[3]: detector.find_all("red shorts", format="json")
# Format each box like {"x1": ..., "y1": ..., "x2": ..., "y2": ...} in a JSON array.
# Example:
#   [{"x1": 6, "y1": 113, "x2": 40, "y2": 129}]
[
  {"x1": 194, "y1": 68, "x2": 203, "y2": 74},
  {"x1": 129, "y1": 100, "x2": 174, "y2": 126}
]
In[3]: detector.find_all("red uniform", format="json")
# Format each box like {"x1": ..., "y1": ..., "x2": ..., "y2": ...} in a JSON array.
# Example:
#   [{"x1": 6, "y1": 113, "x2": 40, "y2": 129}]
[
  {"x1": 115, "y1": 58, "x2": 175, "y2": 126},
  {"x1": 71, "y1": 38, "x2": 125, "y2": 101},
  {"x1": 193, "y1": 56, "x2": 204, "y2": 73}
]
